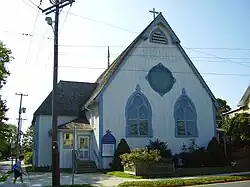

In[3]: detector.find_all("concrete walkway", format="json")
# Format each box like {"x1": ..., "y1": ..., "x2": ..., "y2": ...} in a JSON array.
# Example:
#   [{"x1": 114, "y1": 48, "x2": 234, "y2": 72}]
[{"x1": 0, "y1": 171, "x2": 250, "y2": 187}]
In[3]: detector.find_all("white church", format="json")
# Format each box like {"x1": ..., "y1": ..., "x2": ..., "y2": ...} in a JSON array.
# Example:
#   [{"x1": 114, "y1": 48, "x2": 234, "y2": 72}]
[{"x1": 32, "y1": 12, "x2": 219, "y2": 171}]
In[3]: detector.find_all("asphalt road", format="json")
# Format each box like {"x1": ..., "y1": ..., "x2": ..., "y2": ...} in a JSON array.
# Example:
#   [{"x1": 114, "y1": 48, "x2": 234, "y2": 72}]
[{"x1": 194, "y1": 181, "x2": 250, "y2": 187}]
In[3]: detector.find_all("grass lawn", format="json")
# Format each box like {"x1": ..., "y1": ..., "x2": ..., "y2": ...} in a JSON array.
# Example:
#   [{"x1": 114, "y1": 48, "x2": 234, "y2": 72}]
[
  {"x1": 107, "y1": 166, "x2": 250, "y2": 179},
  {"x1": 0, "y1": 171, "x2": 11, "y2": 182},
  {"x1": 118, "y1": 174, "x2": 250, "y2": 187}
]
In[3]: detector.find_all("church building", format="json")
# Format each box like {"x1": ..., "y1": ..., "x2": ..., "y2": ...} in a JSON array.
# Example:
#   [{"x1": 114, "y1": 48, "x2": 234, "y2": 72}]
[{"x1": 32, "y1": 12, "x2": 219, "y2": 170}]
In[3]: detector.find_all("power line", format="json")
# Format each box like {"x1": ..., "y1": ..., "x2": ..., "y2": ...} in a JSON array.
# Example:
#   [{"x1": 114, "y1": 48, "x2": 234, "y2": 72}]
[
  {"x1": 186, "y1": 47, "x2": 250, "y2": 68},
  {"x1": 44, "y1": 5, "x2": 72, "y2": 69},
  {"x1": 67, "y1": 12, "x2": 138, "y2": 34},
  {"x1": 57, "y1": 65, "x2": 250, "y2": 77},
  {"x1": 58, "y1": 44, "x2": 250, "y2": 51},
  {"x1": 24, "y1": 9, "x2": 40, "y2": 65},
  {"x1": 32, "y1": 26, "x2": 49, "y2": 66}
]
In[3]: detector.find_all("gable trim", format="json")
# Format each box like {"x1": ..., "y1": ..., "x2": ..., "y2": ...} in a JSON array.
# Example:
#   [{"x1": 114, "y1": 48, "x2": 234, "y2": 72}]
[
  {"x1": 176, "y1": 44, "x2": 219, "y2": 109},
  {"x1": 238, "y1": 84, "x2": 250, "y2": 107}
]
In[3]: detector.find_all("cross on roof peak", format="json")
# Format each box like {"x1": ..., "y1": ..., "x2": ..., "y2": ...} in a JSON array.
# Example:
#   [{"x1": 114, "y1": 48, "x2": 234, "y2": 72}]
[{"x1": 149, "y1": 8, "x2": 159, "y2": 20}]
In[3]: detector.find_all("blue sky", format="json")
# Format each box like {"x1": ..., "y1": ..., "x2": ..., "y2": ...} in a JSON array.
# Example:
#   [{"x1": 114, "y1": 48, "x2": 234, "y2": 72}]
[{"x1": 0, "y1": 0, "x2": 249, "y2": 131}]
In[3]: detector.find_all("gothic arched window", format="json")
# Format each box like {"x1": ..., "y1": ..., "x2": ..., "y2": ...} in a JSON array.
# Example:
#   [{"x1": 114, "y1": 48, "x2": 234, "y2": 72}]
[
  {"x1": 174, "y1": 88, "x2": 198, "y2": 137},
  {"x1": 125, "y1": 84, "x2": 153, "y2": 137}
]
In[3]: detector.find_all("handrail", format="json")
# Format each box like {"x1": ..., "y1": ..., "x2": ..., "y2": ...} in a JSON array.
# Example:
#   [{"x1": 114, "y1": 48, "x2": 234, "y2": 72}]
[
  {"x1": 93, "y1": 150, "x2": 99, "y2": 167},
  {"x1": 72, "y1": 150, "x2": 78, "y2": 173}
]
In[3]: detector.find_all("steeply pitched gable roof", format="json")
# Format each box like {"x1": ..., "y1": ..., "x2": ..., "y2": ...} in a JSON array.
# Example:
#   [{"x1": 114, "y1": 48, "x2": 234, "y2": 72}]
[
  {"x1": 238, "y1": 84, "x2": 250, "y2": 107},
  {"x1": 85, "y1": 13, "x2": 219, "y2": 108},
  {"x1": 32, "y1": 80, "x2": 98, "y2": 124}
]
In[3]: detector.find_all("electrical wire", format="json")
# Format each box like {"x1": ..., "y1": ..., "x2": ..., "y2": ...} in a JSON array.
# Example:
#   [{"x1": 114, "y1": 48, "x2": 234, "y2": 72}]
[
  {"x1": 44, "y1": 5, "x2": 72, "y2": 69},
  {"x1": 24, "y1": 9, "x2": 40, "y2": 65},
  {"x1": 57, "y1": 65, "x2": 250, "y2": 77}
]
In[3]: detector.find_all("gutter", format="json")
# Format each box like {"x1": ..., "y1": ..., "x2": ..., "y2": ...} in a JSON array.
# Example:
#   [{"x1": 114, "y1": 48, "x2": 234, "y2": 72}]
[{"x1": 85, "y1": 106, "x2": 93, "y2": 127}]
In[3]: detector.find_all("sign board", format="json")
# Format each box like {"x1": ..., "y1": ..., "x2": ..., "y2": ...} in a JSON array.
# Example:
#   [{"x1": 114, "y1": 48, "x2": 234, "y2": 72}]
[{"x1": 102, "y1": 144, "x2": 115, "y2": 157}]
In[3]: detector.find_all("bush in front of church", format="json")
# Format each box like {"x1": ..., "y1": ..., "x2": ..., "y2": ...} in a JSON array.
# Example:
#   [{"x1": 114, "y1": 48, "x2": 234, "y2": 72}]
[
  {"x1": 110, "y1": 138, "x2": 131, "y2": 171},
  {"x1": 207, "y1": 137, "x2": 227, "y2": 166},
  {"x1": 146, "y1": 139, "x2": 172, "y2": 159},
  {"x1": 120, "y1": 148, "x2": 162, "y2": 168}
]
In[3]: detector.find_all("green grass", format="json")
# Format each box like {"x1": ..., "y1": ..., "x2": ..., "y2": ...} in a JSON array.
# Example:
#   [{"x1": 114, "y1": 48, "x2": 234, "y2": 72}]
[
  {"x1": 107, "y1": 171, "x2": 144, "y2": 179},
  {"x1": 0, "y1": 171, "x2": 11, "y2": 182},
  {"x1": 118, "y1": 175, "x2": 250, "y2": 187},
  {"x1": 108, "y1": 166, "x2": 250, "y2": 179}
]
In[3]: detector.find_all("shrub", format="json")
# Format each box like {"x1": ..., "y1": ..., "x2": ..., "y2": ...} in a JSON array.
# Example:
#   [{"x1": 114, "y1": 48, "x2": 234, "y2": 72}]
[
  {"x1": 175, "y1": 139, "x2": 211, "y2": 168},
  {"x1": 120, "y1": 148, "x2": 161, "y2": 168},
  {"x1": 24, "y1": 151, "x2": 33, "y2": 165},
  {"x1": 207, "y1": 137, "x2": 226, "y2": 166},
  {"x1": 146, "y1": 139, "x2": 172, "y2": 158},
  {"x1": 110, "y1": 138, "x2": 131, "y2": 171}
]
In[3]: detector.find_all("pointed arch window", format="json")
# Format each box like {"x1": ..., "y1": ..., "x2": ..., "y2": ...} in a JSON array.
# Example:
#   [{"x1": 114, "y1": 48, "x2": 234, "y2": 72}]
[
  {"x1": 125, "y1": 84, "x2": 153, "y2": 137},
  {"x1": 149, "y1": 28, "x2": 168, "y2": 44},
  {"x1": 174, "y1": 88, "x2": 198, "y2": 137}
]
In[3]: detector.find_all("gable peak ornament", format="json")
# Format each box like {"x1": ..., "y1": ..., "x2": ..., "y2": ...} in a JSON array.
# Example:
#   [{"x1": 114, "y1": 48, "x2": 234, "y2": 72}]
[{"x1": 149, "y1": 8, "x2": 159, "y2": 19}]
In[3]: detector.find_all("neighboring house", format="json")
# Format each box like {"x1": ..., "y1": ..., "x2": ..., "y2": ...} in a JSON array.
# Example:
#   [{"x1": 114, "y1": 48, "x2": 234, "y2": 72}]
[
  {"x1": 32, "y1": 13, "x2": 219, "y2": 170},
  {"x1": 222, "y1": 85, "x2": 250, "y2": 118}
]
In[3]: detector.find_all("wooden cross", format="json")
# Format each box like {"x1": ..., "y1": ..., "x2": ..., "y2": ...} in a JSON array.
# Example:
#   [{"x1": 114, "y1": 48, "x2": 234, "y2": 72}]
[{"x1": 149, "y1": 8, "x2": 159, "y2": 19}]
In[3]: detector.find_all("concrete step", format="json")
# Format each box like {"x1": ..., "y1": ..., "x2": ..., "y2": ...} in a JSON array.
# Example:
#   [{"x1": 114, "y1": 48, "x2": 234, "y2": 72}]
[{"x1": 75, "y1": 160, "x2": 98, "y2": 173}]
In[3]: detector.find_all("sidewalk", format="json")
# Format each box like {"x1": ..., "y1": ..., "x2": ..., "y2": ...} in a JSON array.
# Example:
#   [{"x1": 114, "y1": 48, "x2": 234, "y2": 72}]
[{"x1": 1, "y1": 165, "x2": 31, "y2": 187}]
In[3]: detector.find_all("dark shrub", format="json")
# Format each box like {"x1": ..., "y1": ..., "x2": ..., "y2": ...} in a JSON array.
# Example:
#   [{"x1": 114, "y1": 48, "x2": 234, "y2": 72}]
[
  {"x1": 110, "y1": 138, "x2": 130, "y2": 171},
  {"x1": 146, "y1": 139, "x2": 172, "y2": 159},
  {"x1": 24, "y1": 151, "x2": 33, "y2": 165},
  {"x1": 207, "y1": 137, "x2": 226, "y2": 166}
]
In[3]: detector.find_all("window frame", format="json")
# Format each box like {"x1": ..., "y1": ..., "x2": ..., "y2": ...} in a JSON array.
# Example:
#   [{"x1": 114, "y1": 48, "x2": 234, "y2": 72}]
[
  {"x1": 125, "y1": 84, "x2": 153, "y2": 137},
  {"x1": 174, "y1": 88, "x2": 198, "y2": 138},
  {"x1": 63, "y1": 132, "x2": 74, "y2": 149}
]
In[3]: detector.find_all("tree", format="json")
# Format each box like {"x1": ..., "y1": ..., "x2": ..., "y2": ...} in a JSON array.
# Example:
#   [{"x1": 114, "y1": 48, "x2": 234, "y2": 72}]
[
  {"x1": 0, "y1": 41, "x2": 13, "y2": 150},
  {"x1": 111, "y1": 138, "x2": 131, "y2": 171},
  {"x1": 228, "y1": 113, "x2": 250, "y2": 147},
  {"x1": 22, "y1": 125, "x2": 34, "y2": 153},
  {"x1": 0, "y1": 124, "x2": 17, "y2": 158},
  {"x1": 216, "y1": 98, "x2": 231, "y2": 128}
]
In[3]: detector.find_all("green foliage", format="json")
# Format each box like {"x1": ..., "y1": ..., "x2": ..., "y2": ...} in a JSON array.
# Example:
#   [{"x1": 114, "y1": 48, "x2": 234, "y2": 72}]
[
  {"x1": 24, "y1": 151, "x2": 33, "y2": 165},
  {"x1": 22, "y1": 125, "x2": 34, "y2": 153},
  {"x1": 118, "y1": 175, "x2": 250, "y2": 187},
  {"x1": 207, "y1": 137, "x2": 226, "y2": 166},
  {"x1": 0, "y1": 42, "x2": 12, "y2": 154},
  {"x1": 216, "y1": 98, "x2": 231, "y2": 128},
  {"x1": 176, "y1": 139, "x2": 210, "y2": 167},
  {"x1": 120, "y1": 148, "x2": 161, "y2": 168},
  {"x1": 146, "y1": 139, "x2": 172, "y2": 158},
  {"x1": 110, "y1": 138, "x2": 131, "y2": 171},
  {"x1": 228, "y1": 113, "x2": 250, "y2": 145},
  {"x1": 0, "y1": 124, "x2": 17, "y2": 158}
]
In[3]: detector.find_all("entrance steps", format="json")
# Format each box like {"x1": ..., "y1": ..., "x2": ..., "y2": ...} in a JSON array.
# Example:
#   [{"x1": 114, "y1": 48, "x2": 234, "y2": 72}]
[{"x1": 75, "y1": 160, "x2": 98, "y2": 173}]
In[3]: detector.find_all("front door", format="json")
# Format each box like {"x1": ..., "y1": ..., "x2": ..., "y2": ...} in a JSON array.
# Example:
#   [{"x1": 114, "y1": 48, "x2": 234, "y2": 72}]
[{"x1": 77, "y1": 135, "x2": 89, "y2": 160}]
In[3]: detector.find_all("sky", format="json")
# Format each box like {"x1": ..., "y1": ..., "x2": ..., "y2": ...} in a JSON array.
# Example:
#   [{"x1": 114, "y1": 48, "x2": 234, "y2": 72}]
[{"x1": 0, "y1": 0, "x2": 250, "y2": 132}]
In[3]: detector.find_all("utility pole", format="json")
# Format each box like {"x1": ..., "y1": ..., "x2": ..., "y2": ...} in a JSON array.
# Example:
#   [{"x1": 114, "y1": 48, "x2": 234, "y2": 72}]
[
  {"x1": 42, "y1": 1, "x2": 75, "y2": 186},
  {"x1": 15, "y1": 93, "x2": 28, "y2": 162}
]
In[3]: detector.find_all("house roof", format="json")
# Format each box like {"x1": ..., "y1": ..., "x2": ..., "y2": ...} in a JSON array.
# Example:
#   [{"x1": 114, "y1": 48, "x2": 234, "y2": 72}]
[
  {"x1": 32, "y1": 80, "x2": 98, "y2": 125},
  {"x1": 48, "y1": 117, "x2": 93, "y2": 135},
  {"x1": 238, "y1": 84, "x2": 250, "y2": 107},
  {"x1": 84, "y1": 13, "x2": 219, "y2": 109}
]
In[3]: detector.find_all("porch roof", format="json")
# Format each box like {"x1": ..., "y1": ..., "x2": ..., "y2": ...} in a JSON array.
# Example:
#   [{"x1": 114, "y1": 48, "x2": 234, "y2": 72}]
[{"x1": 48, "y1": 117, "x2": 93, "y2": 135}]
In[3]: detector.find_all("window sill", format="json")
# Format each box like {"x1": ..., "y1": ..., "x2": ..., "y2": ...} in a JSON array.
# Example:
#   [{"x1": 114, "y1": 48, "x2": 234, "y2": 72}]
[
  {"x1": 126, "y1": 135, "x2": 153, "y2": 138},
  {"x1": 175, "y1": 135, "x2": 198, "y2": 138}
]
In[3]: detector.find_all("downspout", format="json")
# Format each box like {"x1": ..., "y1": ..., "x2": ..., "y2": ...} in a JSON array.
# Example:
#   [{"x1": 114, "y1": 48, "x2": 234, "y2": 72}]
[{"x1": 85, "y1": 106, "x2": 93, "y2": 127}]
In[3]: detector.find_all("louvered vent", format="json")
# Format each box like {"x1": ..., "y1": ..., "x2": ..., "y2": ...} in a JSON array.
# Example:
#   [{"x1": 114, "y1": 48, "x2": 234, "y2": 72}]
[{"x1": 150, "y1": 28, "x2": 168, "y2": 44}]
